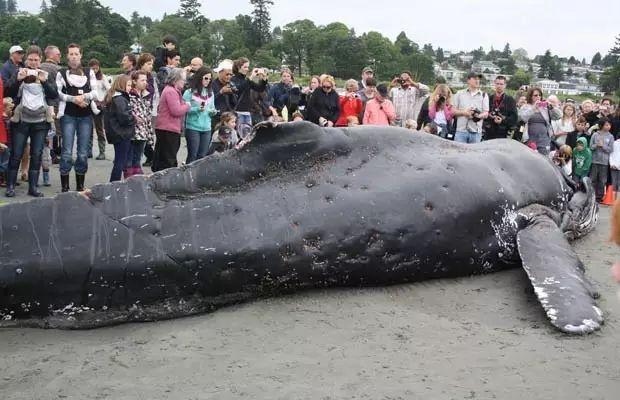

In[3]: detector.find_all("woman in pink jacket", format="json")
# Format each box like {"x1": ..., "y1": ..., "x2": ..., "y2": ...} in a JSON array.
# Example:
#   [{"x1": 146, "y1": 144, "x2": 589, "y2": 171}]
[
  {"x1": 362, "y1": 84, "x2": 396, "y2": 126},
  {"x1": 427, "y1": 83, "x2": 454, "y2": 138},
  {"x1": 152, "y1": 68, "x2": 190, "y2": 172}
]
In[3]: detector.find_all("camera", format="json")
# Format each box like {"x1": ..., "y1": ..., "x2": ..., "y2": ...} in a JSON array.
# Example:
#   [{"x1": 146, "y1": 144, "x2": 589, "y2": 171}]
[
  {"x1": 319, "y1": 118, "x2": 329, "y2": 127},
  {"x1": 471, "y1": 109, "x2": 482, "y2": 123},
  {"x1": 228, "y1": 82, "x2": 238, "y2": 93},
  {"x1": 437, "y1": 96, "x2": 446, "y2": 107},
  {"x1": 489, "y1": 108, "x2": 505, "y2": 121}
]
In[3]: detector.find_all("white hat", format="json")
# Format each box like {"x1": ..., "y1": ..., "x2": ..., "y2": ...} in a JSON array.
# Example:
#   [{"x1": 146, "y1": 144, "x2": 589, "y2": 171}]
[
  {"x1": 214, "y1": 59, "x2": 233, "y2": 73},
  {"x1": 9, "y1": 45, "x2": 24, "y2": 55}
]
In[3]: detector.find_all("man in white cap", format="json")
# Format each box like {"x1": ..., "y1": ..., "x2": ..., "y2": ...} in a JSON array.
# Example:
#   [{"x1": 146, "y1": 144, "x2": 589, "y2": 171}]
[
  {"x1": 211, "y1": 59, "x2": 236, "y2": 129},
  {"x1": 2, "y1": 45, "x2": 24, "y2": 86}
]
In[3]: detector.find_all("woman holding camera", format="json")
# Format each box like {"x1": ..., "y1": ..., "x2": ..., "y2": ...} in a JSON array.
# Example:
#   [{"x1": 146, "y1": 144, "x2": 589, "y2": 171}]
[
  {"x1": 335, "y1": 80, "x2": 363, "y2": 127},
  {"x1": 426, "y1": 84, "x2": 454, "y2": 137},
  {"x1": 306, "y1": 75, "x2": 340, "y2": 127},
  {"x1": 183, "y1": 67, "x2": 215, "y2": 164},
  {"x1": 518, "y1": 87, "x2": 562, "y2": 155},
  {"x1": 4, "y1": 45, "x2": 58, "y2": 197},
  {"x1": 230, "y1": 58, "x2": 268, "y2": 137}
]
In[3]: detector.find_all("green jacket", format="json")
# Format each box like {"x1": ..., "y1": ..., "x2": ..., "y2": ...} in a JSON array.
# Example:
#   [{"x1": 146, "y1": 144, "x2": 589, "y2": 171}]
[
  {"x1": 182, "y1": 88, "x2": 216, "y2": 132},
  {"x1": 573, "y1": 137, "x2": 592, "y2": 178}
]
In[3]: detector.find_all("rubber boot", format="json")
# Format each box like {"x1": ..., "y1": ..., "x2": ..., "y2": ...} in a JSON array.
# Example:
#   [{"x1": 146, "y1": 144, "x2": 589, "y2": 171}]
[
  {"x1": 27, "y1": 170, "x2": 44, "y2": 197},
  {"x1": 133, "y1": 166, "x2": 144, "y2": 176},
  {"x1": 76, "y1": 173, "x2": 85, "y2": 192},
  {"x1": 60, "y1": 174, "x2": 70, "y2": 192},
  {"x1": 5, "y1": 169, "x2": 17, "y2": 197},
  {"x1": 96, "y1": 139, "x2": 106, "y2": 160},
  {"x1": 123, "y1": 167, "x2": 132, "y2": 180},
  {"x1": 42, "y1": 170, "x2": 51, "y2": 186}
]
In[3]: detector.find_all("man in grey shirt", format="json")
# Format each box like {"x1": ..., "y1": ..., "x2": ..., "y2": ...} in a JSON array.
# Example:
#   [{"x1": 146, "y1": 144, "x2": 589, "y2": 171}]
[{"x1": 453, "y1": 72, "x2": 490, "y2": 143}]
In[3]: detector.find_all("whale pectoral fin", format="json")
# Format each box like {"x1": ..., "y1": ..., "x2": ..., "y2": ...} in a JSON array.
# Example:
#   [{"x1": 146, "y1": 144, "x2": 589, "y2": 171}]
[{"x1": 516, "y1": 214, "x2": 603, "y2": 334}]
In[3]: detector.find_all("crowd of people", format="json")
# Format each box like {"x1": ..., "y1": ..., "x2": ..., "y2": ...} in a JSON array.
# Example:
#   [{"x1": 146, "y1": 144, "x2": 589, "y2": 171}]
[{"x1": 1, "y1": 35, "x2": 620, "y2": 205}]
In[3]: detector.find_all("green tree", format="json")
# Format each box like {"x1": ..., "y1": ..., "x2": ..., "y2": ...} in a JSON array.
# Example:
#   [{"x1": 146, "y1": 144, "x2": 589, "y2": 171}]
[
  {"x1": 538, "y1": 50, "x2": 553, "y2": 78},
  {"x1": 0, "y1": 15, "x2": 44, "y2": 47},
  {"x1": 395, "y1": 31, "x2": 414, "y2": 56},
  {"x1": 600, "y1": 63, "x2": 620, "y2": 95},
  {"x1": 591, "y1": 52, "x2": 602, "y2": 66},
  {"x1": 361, "y1": 31, "x2": 400, "y2": 79},
  {"x1": 507, "y1": 69, "x2": 532, "y2": 90},
  {"x1": 40, "y1": 0, "x2": 131, "y2": 67},
  {"x1": 141, "y1": 14, "x2": 197, "y2": 56},
  {"x1": 253, "y1": 46, "x2": 281, "y2": 70},
  {"x1": 403, "y1": 52, "x2": 434, "y2": 84},
  {"x1": 281, "y1": 19, "x2": 317, "y2": 75},
  {"x1": 6, "y1": 0, "x2": 16, "y2": 14},
  {"x1": 497, "y1": 57, "x2": 517, "y2": 75},
  {"x1": 40, "y1": 0, "x2": 49, "y2": 14},
  {"x1": 568, "y1": 56, "x2": 577, "y2": 65},
  {"x1": 585, "y1": 71, "x2": 598, "y2": 84},
  {"x1": 178, "y1": 0, "x2": 201, "y2": 21},
  {"x1": 502, "y1": 42, "x2": 511, "y2": 58},
  {"x1": 0, "y1": 0, "x2": 6, "y2": 15},
  {"x1": 435, "y1": 47, "x2": 444, "y2": 63},
  {"x1": 512, "y1": 48, "x2": 528, "y2": 62},
  {"x1": 471, "y1": 46, "x2": 485, "y2": 62},
  {"x1": 422, "y1": 43, "x2": 434, "y2": 58},
  {"x1": 250, "y1": 0, "x2": 274, "y2": 48}
]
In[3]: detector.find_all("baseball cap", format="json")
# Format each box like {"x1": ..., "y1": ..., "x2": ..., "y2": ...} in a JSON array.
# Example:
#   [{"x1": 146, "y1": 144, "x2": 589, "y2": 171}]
[
  {"x1": 466, "y1": 71, "x2": 483, "y2": 80},
  {"x1": 362, "y1": 66, "x2": 374, "y2": 74},
  {"x1": 9, "y1": 45, "x2": 24, "y2": 55},
  {"x1": 214, "y1": 59, "x2": 233, "y2": 73}
]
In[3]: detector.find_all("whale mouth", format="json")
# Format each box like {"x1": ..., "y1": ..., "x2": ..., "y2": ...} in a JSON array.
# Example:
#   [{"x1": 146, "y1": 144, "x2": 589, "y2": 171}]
[{"x1": 562, "y1": 177, "x2": 598, "y2": 241}]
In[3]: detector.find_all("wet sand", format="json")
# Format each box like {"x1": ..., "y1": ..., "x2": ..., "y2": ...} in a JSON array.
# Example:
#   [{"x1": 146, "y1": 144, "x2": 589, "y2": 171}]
[{"x1": 1, "y1": 208, "x2": 619, "y2": 399}]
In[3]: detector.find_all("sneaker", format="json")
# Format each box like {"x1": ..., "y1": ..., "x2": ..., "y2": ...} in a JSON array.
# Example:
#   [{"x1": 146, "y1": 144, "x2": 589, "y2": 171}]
[{"x1": 143, "y1": 160, "x2": 152, "y2": 167}]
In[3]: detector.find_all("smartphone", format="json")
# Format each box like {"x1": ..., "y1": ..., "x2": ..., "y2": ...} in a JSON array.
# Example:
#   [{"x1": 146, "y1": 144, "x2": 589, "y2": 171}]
[{"x1": 26, "y1": 69, "x2": 38, "y2": 77}]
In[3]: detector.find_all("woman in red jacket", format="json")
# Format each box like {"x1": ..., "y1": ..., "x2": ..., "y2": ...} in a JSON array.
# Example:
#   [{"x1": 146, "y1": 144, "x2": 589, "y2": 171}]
[{"x1": 335, "y1": 79, "x2": 363, "y2": 127}]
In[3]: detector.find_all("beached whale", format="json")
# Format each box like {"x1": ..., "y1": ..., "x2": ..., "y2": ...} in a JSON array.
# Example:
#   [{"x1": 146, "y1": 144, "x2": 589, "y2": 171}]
[{"x1": 0, "y1": 121, "x2": 601, "y2": 333}]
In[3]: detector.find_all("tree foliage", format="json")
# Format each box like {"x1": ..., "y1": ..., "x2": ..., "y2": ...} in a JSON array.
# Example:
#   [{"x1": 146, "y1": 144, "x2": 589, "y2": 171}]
[{"x1": 250, "y1": 0, "x2": 273, "y2": 48}]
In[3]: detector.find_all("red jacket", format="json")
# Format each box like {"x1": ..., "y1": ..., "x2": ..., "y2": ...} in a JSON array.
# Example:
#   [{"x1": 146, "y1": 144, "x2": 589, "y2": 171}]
[
  {"x1": 0, "y1": 79, "x2": 7, "y2": 144},
  {"x1": 335, "y1": 94, "x2": 363, "y2": 126}
]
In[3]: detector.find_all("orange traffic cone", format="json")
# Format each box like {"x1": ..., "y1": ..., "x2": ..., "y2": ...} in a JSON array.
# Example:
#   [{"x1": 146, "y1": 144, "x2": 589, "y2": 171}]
[{"x1": 602, "y1": 185, "x2": 616, "y2": 206}]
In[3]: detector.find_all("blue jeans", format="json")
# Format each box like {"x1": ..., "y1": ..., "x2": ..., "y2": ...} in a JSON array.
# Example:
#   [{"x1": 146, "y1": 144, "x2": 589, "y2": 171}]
[
  {"x1": 0, "y1": 147, "x2": 10, "y2": 173},
  {"x1": 110, "y1": 138, "x2": 132, "y2": 182},
  {"x1": 185, "y1": 129, "x2": 212, "y2": 164},
  {"x1": 127, "y1": 140, "x2": 146, "y2": 168},
  {"x1": 60, "y1": 115, "x2": 93, "y2": 175},
  {"x1": 236, "y1": 112, "x2": 252, "y2": 139},
  {"x1": 454, "y1": 131, "x2": 482, "y2": 144},
  {"x1": 9, "y1": 121, "x2": 48, "y2": 174}
]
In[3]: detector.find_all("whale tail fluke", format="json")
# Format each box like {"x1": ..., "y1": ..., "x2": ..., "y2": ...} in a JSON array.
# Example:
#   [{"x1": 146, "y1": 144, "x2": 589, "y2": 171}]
[{"x1": 516, "y1": 213, "x2": 603, "y2": 334}]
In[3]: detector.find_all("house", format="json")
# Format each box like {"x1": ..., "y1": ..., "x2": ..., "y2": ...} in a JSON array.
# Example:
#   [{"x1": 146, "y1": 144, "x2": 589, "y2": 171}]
[
  {"x1": 434, "y1": 63, "x2": 465, "y2": 86},
  {"x1": 472, "y1": 61, "x2": 501, "y2": 74},
  {"x1": 459, "y1": 54, "x2": 474, "y2": 64}
]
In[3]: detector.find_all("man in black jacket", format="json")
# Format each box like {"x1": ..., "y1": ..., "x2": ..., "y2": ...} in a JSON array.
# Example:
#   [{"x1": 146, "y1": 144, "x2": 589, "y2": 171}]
[{"x1": 483, "y1": 75, "x2": 517, "y2": 140}]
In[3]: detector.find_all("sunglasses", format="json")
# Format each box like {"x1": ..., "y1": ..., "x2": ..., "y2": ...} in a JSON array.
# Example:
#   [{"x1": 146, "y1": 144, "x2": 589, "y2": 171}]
[
  {"x1": 322, "y1": 86, "x2": 332, "y2": 90},
  {"x1": 203, "y1": 76, "x2": 211, "y2": 80}
]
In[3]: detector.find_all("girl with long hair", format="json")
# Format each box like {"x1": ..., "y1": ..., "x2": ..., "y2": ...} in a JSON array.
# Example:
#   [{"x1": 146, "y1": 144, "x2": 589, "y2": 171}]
[
  {"x1": 183, "y1": 66, "x2": 216, "y2": 163},
  {"x1": 103, "y1": 75, "x2": 135, "y2": 182}
]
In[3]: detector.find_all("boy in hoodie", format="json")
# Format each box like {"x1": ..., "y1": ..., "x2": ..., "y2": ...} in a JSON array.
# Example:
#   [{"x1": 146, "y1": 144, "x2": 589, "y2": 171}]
[
  {"x1": 590, "y1": 118, "x2": 614, "y2": 202},
  {"x1": 573, "y1": 137, "x2": 592, "y2": 188},
  {"x1": 570, "y1": 117, "x2": 591, "y2": 146}
]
